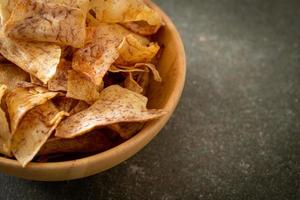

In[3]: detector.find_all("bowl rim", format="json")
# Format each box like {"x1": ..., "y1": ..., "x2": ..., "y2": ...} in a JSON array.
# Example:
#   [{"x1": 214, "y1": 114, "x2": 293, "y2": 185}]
[{"x1": 0, "y1": 0, "x2": 186, "y2": 174}]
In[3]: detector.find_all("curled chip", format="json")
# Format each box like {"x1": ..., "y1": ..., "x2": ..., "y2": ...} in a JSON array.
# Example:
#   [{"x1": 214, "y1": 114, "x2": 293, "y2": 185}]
[
  {"x1": 11, "y1": 101, "x2": 68, "y2": 167},
  {"x1": 109, "y1": 122, "x2": 144, "y2": 139},
  {"x1": 121, "y1": 21, "x2": 161, "y2": 36},
  {"x1": 56, "y1": 85, "x2": 166, "y2": 138},
  {"x1": 0, "y1": 64, "x2": 29, "y2": 91},
  {"x1": 0, "y1": 84, "x2": 11, "y2": 156},
  {"x1": 6, "y1": 87, "x2": 58, "y2": 134},
  {"x1": 124, "y1": 73, "x2": 143, "y2": 94},
  {"x1": 0, "y1": 35, "x2": 61, "y2": 84},
  {"x1": 72, "y1": 24, "x2": 149, "y2": 85},
  {"x1": 38, "y1": 130, "x2": 112, "y2": 156},
  {"x1": 91, "y1": 0, "x2": 162, "y2": 26},
  {"x1": 116, "y1": 34, "x2": 160, "y2": 66},
  {"x1": 66, "y1": 70, "x2": 101, "y2": 104},
  {"x1": 53, "y1": 96, "x2": 78, "y2": 113},
  {"x1": 69, "y1": 101, "x2": 89, "y2": 115},
  {"x1": 48, "y1": 59, "x2": 72, "y2": 92},
  {"x1": 5, "y1": 0, "x2": 86, "y2": 48}
]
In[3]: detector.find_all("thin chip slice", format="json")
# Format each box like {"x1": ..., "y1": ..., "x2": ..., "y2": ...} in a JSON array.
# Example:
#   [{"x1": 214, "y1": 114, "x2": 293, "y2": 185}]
[
  {"x1": 11, "y1": 101, "x2": 68, "y2": 167},
  {"x1": 30, "y1": 74, "x2": 45, "y2": 86},
  {"x1": 72, "y1": 24, "x2": 149, "y2": 85},
  {"x1": 38, "y1": 0, "x2": 89, "y2": 11},
  {"x1": 56, "y1": 85, "x2": 166, "y2": 138},
  {"x1": 109, "y1": 65, "x2": 145, "y2": 73},
  {"x1": 0, "y1": 36, "x2": 61, "y2": 84},
  {"x1": 0, "y1": 84, "x2": 11, "y2": 156},
  {"x1": 48, "y1": 59, "x2": 72, "y2": 91},
  {"x1": 91, "y1": 0, "x2": 163, "y2": 26},
  {"x1": 0, "y1": 63, "x2": 29, "y2": 91},
  {"x1": 109, "y1": 122, "x2": 144, "y2": 139},
  {"x1": 69, "y1": 101, "x2": 89, "y2": 115},
  {"x1": 6, "y1": 87, "x2": 58, "y2": 134},
  {"x1": 66, "y1": 70, "x2": 101, "y2": 104},
  {"x1": 4, "y1": 0, "x2": 86, "y2": 48},
  {"x1": 53, "y1": 96, "x2": 78, "y2": 113},
  {"x1": 38, "y1": 130, "x2": 112, "y2": 156},
  {"x1": 116, "y1": 34, "x2": 160, "y2": 66},
  {"x1": 121, "y1": 21, "x2": 160, "y2": 36},
  {"x1": 124, "y1": 73, "x2": 143, "y2": 94}
]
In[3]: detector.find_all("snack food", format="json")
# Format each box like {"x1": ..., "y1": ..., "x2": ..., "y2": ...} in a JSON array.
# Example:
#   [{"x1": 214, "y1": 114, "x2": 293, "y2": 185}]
[{"x1": 0, "y1": 0, "x2": 165, "y2": 166}]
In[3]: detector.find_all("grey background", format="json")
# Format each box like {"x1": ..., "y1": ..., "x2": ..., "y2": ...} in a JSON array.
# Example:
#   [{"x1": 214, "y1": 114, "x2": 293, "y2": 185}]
[{"x1": 0, "y1": 0, "x2": 299, "y2": 199}]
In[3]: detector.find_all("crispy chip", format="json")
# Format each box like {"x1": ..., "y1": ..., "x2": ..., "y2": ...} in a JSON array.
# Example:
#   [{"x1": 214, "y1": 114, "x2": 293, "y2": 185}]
[
  {"x1": 38, "y1": 130, "x2": 112, "y2": 156},
  {"x1": 0, "y1": 0, "x2": 10, "y2": 27},
  {"x1": 30, "y1": 74, "x2": 45, "y2": 86},
  {"x1": 53, "y1": 96, "x2": 78, "y2": 113},
  {"x1": 0, "y1": 84, "x2": 11, "y2": 156},
  {"x1": 69, "y1": 100, "x2": 89, "y2": 115},
  {"x1": 56, "y1": 85, "x2": 166, "y2": 138},
  {"x1": 91, "y1": 0, "x2": 162, "y2": 26},
  {"x1": 5, "y1": 0, "x2": 86, "y2": 48},
  {"x1": 0, "y1": 36, "x2": 61, "y2": 84},
  {"x1": 11, "y1": 101, "x2": 68, "y2": 167},
  {"x1": 72, "y1": 24, "x2": 149, "y2": 85},
  {"x1": 66, "y1": 70, "x2": 101, "y2": 104},
  {"x1": 0, "y1": 63, "x2": 29, "y2": 91},
  {"x1": 109, "y1": 65, "x2": 145, "y2": 73},
  {"x1": 109, "y1": 122, "x2": 144, "y2": 139},
  {"x1": 48, "y1": 59, "x2": 72, "y2": 92},
  {"x1": 39, "y1": 0, "x2": 89, "y2": 11},
  {"x1": 6, "y1": 87, "x2": 58, "y2": 134},
  {"x1": 124, "y1": 72, "x2": 143, "y2": 94},
  {"x1": 116, "y1": 34, "x2": 160, "y2": 66},
  {"x1": 121, "y1": 21, "x2": 160, "y2": 36}
]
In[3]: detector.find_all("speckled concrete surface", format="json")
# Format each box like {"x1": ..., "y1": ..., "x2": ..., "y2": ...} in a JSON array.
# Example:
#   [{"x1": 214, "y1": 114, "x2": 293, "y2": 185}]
[{"x1": 0, "y1": 0, "x2": 299, "y2": 199}]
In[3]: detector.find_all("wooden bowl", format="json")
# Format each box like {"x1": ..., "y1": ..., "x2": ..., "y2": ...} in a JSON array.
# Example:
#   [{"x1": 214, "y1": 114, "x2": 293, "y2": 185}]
[{"x1": 0, "y1": 0, "x2": 186, "y2": 181}]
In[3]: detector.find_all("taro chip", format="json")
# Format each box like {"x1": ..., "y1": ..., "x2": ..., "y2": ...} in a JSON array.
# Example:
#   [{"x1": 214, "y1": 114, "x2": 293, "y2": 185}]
[
  {"x1": 91, "y1": 0, "x2": 163, "y2": 26},
  {"x1": 0, "y1": 36, "x2": 61, "y2": 84},
  {"x1": 4, "y1": 0, "x2": 86, "y2": 48},
  {"x1": 72, "y1": 24, "x2": 149, "y2": 85},
  {"x1": 121, "y1": 21, "x2": 161, "y2": 36},
  {"x1": 124, "y1": 73, "x2": 143, "y2": 94},
  {"x1": 116, "y1": 34, "x2": 160, "y2": 66},
  {"x1": 30, "y1": 74, "x2": 45, "y2": 86},
  {"x1": 109, "y1": 122, "x2": 144, "y2": 139},
  {"x1": 0, "y1": 84, "x2": 11, "y2": 156},
  {"x1": 38, "y1": 130, "x2": 112, "y2": 156},
  {"x1": 6, "y1": 87, "x2": 58, "y2": 134},
  {"x1": 56, "y1": 85, "x2": 167, "y2": 138},
  {"x1": 53, "y1": 96, "x2": 78, "y2": 113},
  {"x1": 48, "y1": 59, "x2": 72, "y2": 91},
  {"x1": 69, "y1": 101, "x2": 89, "y2": 115},
  {"x1": 11, "y1": 101, "x2": 68, "y2": 167},
  {"x1": 109, "y1": 65, "x2": 145, "y2": 73},
  {"x1": 66, "y1": 70, "x2": 101, "y2": 104},
  {"x1": 0, "y1": 63, "x2": 29, "y2": 91}
]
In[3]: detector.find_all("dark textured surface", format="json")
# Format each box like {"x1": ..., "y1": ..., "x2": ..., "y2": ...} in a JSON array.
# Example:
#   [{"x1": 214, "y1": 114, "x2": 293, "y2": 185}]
[{"x1": 1, "y1": 0, "x2": 300, "y2": 199}]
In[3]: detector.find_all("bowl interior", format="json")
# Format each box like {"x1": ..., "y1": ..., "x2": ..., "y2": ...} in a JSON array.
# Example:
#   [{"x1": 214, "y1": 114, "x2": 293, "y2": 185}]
[{"x1": 0, "y1": 1, "x2": 186, "y2": 181}]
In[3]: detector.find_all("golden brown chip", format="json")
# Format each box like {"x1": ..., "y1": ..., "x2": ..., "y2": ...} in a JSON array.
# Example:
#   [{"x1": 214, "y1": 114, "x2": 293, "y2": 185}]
[
  {"x1": 55, "y1": 85, "x2": 166, "y2": 138},
  {"x1": 48, "y1": 59, "x2": 72, "y2": 92},
  {"x1": 5, "y1": 0, "x2": 86, "y2": 48},
  {"x1": 109, "y1": 65, "x2": 145, "y2": 73},
  {"x1": 38, "y1": 0, "x2": 89, "y2": 11},
  {"x1": 90, "y1": 0, "x2": 163, "y2": 26},
  {"x1": 11, "y1": 101, "x2": 68, "y2": 167},
  {"x1": 6, "y1": 87, "x2": 58, "y2": 134},
  {"x1": 38, "y1": 130, "x2": 112, "y2": 156},
  {"x1": 53, "y1": 96, "x2": 78, "y2": 113},
  {"x1": 0, "y1": 0, "x2": 10, "y2": 27},
  {"x1": 69, "y1": 100, "x2": 89, "y2": 115},
  {"x1": 135, "y1": 63, "x2": 162, "y2": 82},
  {"x1": 0, "y1": 84, "x2": 11, "y2": 156},
  {"x1": 121, "y1": 21, "x2": 160, "y2": 36},
  {"x1": 72, "y1": 24, "x2": 149, "y2": 86},
  {"x1": 109, "y1": 122, "x2": 144, "y2": 139},
  {"x1": 0, "y1": 63, "x2": 29, "y2": 91},
  {"x1": 29, "y1": 74, "x2": 45, "y2": 86},
  {"x1": 66, "y1": 70, "x2": 101, "y2": 104},
  {"x1": 124, "y1": 73, "x2": 143, "y2": 94},
  {"x1": 116, "y1": 34, "x2": 160, "y2": 66},
  {"x1": 0, "y1": 36, "x2": 61, "y2": 84}
]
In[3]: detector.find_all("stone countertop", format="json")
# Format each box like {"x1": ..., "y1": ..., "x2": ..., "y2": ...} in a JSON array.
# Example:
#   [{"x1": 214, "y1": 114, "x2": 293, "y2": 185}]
[{"x1": 0, "y1": 0, "x2": 299, "y2": 199}]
